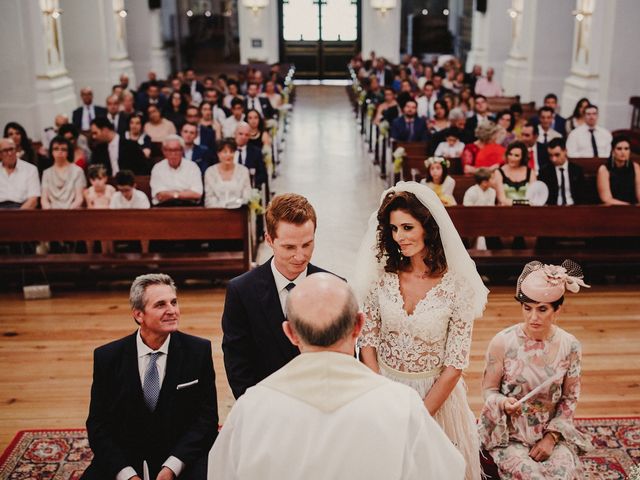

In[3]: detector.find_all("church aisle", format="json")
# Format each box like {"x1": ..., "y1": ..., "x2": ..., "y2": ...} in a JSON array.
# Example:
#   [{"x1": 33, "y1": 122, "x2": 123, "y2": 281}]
[{"x1": 258, "y1": 85, "x2": 386, "y2": 281}]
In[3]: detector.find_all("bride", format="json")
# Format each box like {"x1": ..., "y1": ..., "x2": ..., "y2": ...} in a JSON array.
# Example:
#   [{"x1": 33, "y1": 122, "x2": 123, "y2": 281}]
[{"x1": 355, "y1": 181, "x2": 488, "y2": 480}]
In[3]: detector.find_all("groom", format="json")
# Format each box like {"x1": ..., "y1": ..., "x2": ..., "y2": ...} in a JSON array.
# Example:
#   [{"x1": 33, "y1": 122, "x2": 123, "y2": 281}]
[{"x1": 222, "y1": 193, "x2": 334, "y2": 398}]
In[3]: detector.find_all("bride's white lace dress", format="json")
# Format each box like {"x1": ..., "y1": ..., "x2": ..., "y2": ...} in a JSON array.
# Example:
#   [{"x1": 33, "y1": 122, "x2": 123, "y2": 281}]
[{"x1": 358, "y1": 270, "x2": 481, "y2": 480}]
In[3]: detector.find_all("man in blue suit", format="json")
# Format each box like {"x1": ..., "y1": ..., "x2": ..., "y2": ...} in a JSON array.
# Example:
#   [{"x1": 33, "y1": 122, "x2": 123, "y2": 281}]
[
  {"x1": 185, "y1": 106, "x2": 216, "y2": 151},
  {"x1": 180, "y1": 123, "x2": 214, "y2": 175},
  {"x1": 233, "y1": 122, "x2": 267, "y2": 190},
  {"x1": 531, "y1": 93, "x2": 567, "y2": 137},
  {"x1": 390, "y1": 99, "x2": 430, "y2": 142}
]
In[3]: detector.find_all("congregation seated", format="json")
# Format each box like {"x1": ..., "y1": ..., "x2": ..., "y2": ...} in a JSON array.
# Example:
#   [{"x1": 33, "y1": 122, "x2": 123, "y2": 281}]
[
  {"x1": 3, "y1": 122, "x2": 39, "y2": 173},
  {"x1": 464, "y1": 94, "x2": 493, "y2": 139},
  {"x1": 494, "y1": 141, "x2": 537, "y2": 206},
  {"x1": 135, "y1": 79, "x2": 167, "y2": 113},
  {"x1": 246, "y1": 109, "x2": 272, "y2": 151},
  {"x1": 597, "y1": 135, "x2": 640, "y2": 205},
  {"x1": 84, "y1": 165, "x2": 115, "y2": 209},
  {"x1": 59, "y1": 124, "x2": 90, "y2": 170},
  {"x1": 474, "y1": 67, "x2": 503, "y2": 97},
  {"x1": 223, "y1": 80, "x2": 244, "y2": 109},
  {"x1": 263, "y1": 79, "x2": 282, "y2": 109},
  {"x1": 198, "y1": 101, "x2": 222, "y2": 143},
  {"x1": 105, "y1": 94, "x2": 129, "y2": 136},
  {"x1": 390, "y1": 99, "x2": 429, "y2": 142},
  {"x1": 520, "y1": 122, "x2": 550, "y2": 172},
  {"x1": 124, "y1": 113, "x2": 152, "y2": 158},
  {"x1": 204, "y1": 139, "x2": 251, "y2": 208},
  {"x1": 0, "y1": 138, "x2": 39, "y2": 209},
  {"x1": 143, "y1": 104, "x2": 176, "y2": 143},
  {"x1": 416, "y1": 80, "x2": 437, "y2": 119},
  {"x1": 180, "y1": 122, "x2": 213, "y2": 176},
  {"x1": 161, "y1": 91, "x2": 188, "y2": 131},
  {"x1": 420, "y1": 156, "x2": 456, "y2": 205},
  {"x1": 109, "y1": 170, "x2": 150, "y2": 209},
  {"x1": 495, "y1": 110, "x2": 517, "y2": 147},
  {"x1": 566, "y1": 104, "x2": 612, "y2": 158},
  {"x1": 373, "y1": 87, "x2": 401, "y2": 125},
  {"x1": 463, "y1": 168, "x2": 496, "y2": 206},
  {"x1": 244, "y1": 82, "x2": 276, "y2": 119},
  {"x1": 72, "y1": 87, "x2": 107, "y2": 132},
  {"x1": 535, "y1": 106, "x2": 563, "y2": 145},
  {"x1": 222, "y1": 98, "x2": 245, "y2": 138},
  {"x1": 90, "y1": 117, "x2": 149, "y2": 176},
  {"x1": 427, "y1": 99, "x2": 450, "y2": 133},
  {"x1": 202, "y1": 88, "x2": 229, "y2": 124},
  {"x1": 183, "y1": 106, "x2": 216, "y2": 152},
  {"x1": 433, "y1": 127, "x2": 465, "y2": 159},
  {"x1": 530, "y1": 93, "x2": 567, "y2": 136},
  {"x1": 149, "y1": 135, "x2": 203, "y2": 207},
  {"x1": 565, "y1": 97, "x2": 590, "y2": 134},
  {"x1": 40, "y1": 114, "x2": 70, "y2": 154},
  {"x1": 41, "y1": 136, "x2": 86, "y2": 209},
  {"x1": 462, "y1": 121, "x2": 505, "y2": 174},
  {"x1": 539, "y1": 138, "x2": 586, "y2": 206},
  {"x1": 234, "y1": 122, "x2": 268, "y2": 190}
]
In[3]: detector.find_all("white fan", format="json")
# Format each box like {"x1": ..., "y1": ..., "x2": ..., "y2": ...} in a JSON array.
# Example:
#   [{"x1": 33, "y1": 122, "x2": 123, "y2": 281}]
[{"x1": 526, "y1": 181, "x2": 549, "y2": 206}]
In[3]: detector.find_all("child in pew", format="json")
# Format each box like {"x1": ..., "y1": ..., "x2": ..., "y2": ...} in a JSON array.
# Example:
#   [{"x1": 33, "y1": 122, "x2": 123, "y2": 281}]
[
  {"x1": 109, "y1": 170, "x2": 150, "y2": 253},
  {"x1": 420, "y1": 156, "x2": 457, "y2": 205},
  {"x1": 462, "y1": 168, "x2": 496, "y2": 250},
  {"x1": 84, "y1": 165, "x2": 115, "y2": 209},
  {"x1": 109, "y1": 170, "x2": 151, "y2": 209},
  {"x1": 433, "y1": 127, "x2": 465, "y2": 159}
]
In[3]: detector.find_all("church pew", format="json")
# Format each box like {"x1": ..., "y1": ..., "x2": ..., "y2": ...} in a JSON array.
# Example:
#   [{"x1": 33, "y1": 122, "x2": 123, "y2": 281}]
[
  {"x1": 446, "y1": 205, "x2": 640, "y2": 272},
  {"x1": 486, "y1": 97, "x2": 536, "y2": 119},
  {"x1": 0, "y1": 207, "x2": 253, "y2": 279}
]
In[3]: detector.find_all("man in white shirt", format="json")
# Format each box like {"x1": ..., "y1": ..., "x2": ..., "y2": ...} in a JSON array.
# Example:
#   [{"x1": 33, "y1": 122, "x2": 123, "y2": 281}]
[
  {"x1": 0, "y1": 138, "x2": 40, "y2": 209},
  {"x1": 417, "y1": 81, "x2": 438, "y2": 119},
  {"x1": 84, "y1": 274, "x2": 218, "y2": 480},
  {"x1": 566, "y1": 104, "x2": 612, "y2": 158},
  {"x1": 210, "y1": 273, "x2": 465, "y2": 480},
  {"x1": 150, "y1": 135, "x2": 203, "y2": 206},
  {"x1": 110, "y1": 170, "x2": 151, "y2": 209},
  {"x1": 474, "y1": 67, "x2": 503, "y2": 97},
  {"x1": 536, "y1": 106, "x2": 562, "y2": 146},
  {"x1": 222, "y1": 99, "x2": 245, "y2": 138}
]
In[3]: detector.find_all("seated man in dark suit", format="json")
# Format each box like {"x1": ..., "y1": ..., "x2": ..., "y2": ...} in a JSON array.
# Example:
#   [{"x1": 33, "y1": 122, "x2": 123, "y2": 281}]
[
  {"x1": 464, "y1": 94, "x2": 493, "y2": 139},
  {"x1": 539, "y1": 137, "x2": 586, "y2": 205},
  {"x1": 89, "y1": 117, "x2": 149, "y2": 175},
  {"x1": 136, "y1": 81, "x2": 167, "y2": 115},
  {"x1": 84, "y1": 273, "x2": 218, "y2": 480},
  {"x1": 233, "y1": 122, "x2": 267, "y2": 190},
  {"x1": 105, "y1": 94, "x2": 130, "y2": 136},
  {"x1": 184, "y1": 106, "x2": 216, "y2": 151},
  {"x1": 222, "y1": 193, "x2": 336, "y2": 398},
  {"x1": 244, "y1": 82, "x2": 275, "y2": 119},
  {"x1": 180, "y1": 122, "x2": 213, "y2": 175},
  {"x1": 531, "y1": 93, "x2": 566, "y2": 137},
  {"x1": 520, "y1": 122, "x2": 550, "y2": 173},
  {"x1": 72, "y1": 87, "x2": 107, "y2": 132},
  {"x1": 390, "y1": 99, "x2": 429, "y2": 142}
]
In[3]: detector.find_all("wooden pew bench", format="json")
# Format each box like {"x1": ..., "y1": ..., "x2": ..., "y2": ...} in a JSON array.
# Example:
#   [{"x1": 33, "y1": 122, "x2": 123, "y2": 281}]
[
  {"x1": 0, "y1": 207, "x2": 253, "y2": 279},
  {"x1": 446, "y1": 205, "x2": 640, "y2": 273}
]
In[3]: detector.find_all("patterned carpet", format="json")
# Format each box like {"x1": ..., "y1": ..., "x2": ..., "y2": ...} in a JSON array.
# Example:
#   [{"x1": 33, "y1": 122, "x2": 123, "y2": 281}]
[{"x1": 0, "y1": 418, "x2": 638, "y2": 479}]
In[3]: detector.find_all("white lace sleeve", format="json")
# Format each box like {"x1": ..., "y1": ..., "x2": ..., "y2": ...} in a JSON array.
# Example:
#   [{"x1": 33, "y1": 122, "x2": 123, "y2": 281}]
[
  {"x1": 443, "y1": 274, "x2": 476, "y2": 370},
  {"x1": 358, "y1": 283, "x2": 381, "y2": 349}
]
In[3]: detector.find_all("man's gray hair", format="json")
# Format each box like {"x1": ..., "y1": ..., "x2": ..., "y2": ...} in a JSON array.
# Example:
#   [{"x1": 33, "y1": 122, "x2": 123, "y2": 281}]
[
  {"x1": 287, "y1": 285, "x2": 359, "y2": 347},
  {"x1": 129, "y1": 273, "x2": 176, "y2": 311},
  {"x1": 235, "y1": 121, "x2": 250, "y2": 134},
  {"x1": 448, "y1": 107, "x2": 465, "y2": 121},
  {"x1": 162, "y1": 134, "x2": 185, "y2": 149}
]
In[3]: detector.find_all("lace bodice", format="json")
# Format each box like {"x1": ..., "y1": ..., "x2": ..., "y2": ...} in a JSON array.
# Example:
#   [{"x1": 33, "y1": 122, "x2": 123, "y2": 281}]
[{"x1": 358, "y1": 271, "x2": 476, "y2": 373}]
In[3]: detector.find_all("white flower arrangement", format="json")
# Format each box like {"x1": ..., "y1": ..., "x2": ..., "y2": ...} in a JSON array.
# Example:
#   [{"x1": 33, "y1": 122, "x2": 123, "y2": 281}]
[
  {"x1": 393, "y1": 147, "x2": 406, "y2": 174},
  {"x1": 424, "y1": 156, "x2": 450, "y2": 169},
  {"x1": 378, "y1": 120, "x2": 390, "y2": 136},
  {"x1": 629, "y1": 465, "x2": 640, "y2": 480},
  {"x1": 248, "y1": 188, "x2": 264, "y2": 215}
]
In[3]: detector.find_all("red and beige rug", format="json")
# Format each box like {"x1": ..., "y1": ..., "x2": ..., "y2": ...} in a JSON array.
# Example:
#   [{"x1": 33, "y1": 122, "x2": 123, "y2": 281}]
[{"x1": 1, "y1": 418, "x2": 638, "y2": 479}]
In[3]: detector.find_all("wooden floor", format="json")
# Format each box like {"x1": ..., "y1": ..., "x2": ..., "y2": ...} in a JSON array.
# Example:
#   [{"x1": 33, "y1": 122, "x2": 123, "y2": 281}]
[
  {"x1": 0, "y1": 284, "x2": 638, "y2": 450},
  {"x1": 1, "y1": 86, "x2": 639, "y2": 452}
]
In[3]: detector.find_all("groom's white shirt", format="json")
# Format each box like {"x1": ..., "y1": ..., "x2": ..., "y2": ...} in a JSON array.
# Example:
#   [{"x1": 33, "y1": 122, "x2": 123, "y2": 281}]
[{"x1": 208, "y1": 351, "x2": 465, "y2": 480}]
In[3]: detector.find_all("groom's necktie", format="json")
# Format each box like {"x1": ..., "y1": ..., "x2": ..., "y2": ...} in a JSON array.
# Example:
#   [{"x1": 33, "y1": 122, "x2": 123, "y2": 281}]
[{"x1": 285, "y1": 282, "x2": 296, "y2": 292}]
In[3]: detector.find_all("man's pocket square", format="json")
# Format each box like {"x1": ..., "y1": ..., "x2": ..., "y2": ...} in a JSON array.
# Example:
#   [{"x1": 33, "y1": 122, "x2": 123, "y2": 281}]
[{"x1": 176, "y1": 379, "x2": 199, "y2": 390}]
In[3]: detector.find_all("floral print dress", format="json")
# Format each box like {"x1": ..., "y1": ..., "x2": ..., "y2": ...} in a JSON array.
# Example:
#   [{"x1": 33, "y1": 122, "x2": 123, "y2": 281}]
[{"x1": 479, "y1": 324, "x2": 593, "y2": 479}]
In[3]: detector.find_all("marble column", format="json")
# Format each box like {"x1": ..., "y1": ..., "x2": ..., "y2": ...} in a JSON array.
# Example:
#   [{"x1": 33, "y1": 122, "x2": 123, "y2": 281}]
[
  {"x1": 465, "y1": 0, "x2": 512, "y2": 81},
  {"x1": 59, "y1": 0, "x2": 135, "y2": 104},
  {"x1": 125, "y1": 1, "x2": 169, "y2": 85},
  {"x1": 0, "y1": 0, "x2": 76, "y2": 140},
  {"x1": 237, "y1": 0, "x2": 280, "y2": 64},
  {"x1": 361, "y1": 2, "x2": 402, "y2": 64},
  {"x1": 502, "y1": 0, "x2": 574, "y2": 105},
  {"x1": 561, "y1": 0, "x2": 640, "y2": 129}
]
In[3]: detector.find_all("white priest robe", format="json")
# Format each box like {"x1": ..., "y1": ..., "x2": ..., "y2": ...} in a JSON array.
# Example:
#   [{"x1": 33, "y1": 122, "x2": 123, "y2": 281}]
[{"x1": 208, "y1": 351, "x2": 465, "y2": 480}]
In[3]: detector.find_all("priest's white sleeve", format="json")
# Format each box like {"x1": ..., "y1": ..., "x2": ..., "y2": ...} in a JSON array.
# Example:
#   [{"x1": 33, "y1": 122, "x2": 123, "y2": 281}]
[
  {"x1": 207, "y1": 408, "x2": 240, "y2": 480},
  {"x1": 401, "y1": 394, "x2": 466, "y2": 479}
]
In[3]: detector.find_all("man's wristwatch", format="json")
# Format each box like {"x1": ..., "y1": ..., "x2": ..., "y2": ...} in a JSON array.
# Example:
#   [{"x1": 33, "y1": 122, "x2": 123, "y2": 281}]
[{"x1": 173, "y1": 192, "x2": 179, "y2": 200}]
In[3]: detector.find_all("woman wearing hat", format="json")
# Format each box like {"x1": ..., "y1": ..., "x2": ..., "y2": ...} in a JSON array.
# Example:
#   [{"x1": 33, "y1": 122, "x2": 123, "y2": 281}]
[{"x1": 479, "y1": 260, "x2": 593, "y2": 479}]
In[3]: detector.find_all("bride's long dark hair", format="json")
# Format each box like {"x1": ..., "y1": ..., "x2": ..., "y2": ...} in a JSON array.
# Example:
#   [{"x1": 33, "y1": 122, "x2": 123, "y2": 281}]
[{"x1": 376, "y1": 191, "x2": 447, "y2": 275}]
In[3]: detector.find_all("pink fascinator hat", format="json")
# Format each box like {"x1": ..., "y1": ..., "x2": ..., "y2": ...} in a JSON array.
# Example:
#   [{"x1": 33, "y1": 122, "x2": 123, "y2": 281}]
[{"x1": 516, "y1": 260, "x2": 590, "y2": 303}]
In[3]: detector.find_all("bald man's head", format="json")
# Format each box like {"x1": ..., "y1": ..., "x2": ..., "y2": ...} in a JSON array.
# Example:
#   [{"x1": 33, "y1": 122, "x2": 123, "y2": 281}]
[{"x1": 286, "y1": 273, "x2": 358, "y2": 348}]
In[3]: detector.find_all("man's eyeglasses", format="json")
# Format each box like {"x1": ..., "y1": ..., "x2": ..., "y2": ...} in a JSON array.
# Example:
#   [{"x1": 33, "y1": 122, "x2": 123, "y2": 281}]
[{"x1": 0, "y1": 147, "x2": 16, "y2": 154}]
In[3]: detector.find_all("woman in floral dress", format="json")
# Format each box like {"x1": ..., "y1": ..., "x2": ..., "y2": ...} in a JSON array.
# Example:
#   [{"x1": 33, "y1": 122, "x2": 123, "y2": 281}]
[{"x1": 479, "y1": 260, "x2": 594, "y2": 479}]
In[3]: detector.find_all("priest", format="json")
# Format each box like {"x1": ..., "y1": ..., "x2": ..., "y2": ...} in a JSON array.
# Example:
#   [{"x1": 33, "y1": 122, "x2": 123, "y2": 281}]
[{"x1": 208, "y1": 273, "x2": 465, "y2": 479}]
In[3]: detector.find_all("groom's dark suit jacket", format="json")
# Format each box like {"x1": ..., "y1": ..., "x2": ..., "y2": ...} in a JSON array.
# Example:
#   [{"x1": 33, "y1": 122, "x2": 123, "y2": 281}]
[
  {"x1": 83, "y1": 331, "x2": 218, "y2": 480},
  {"x1": 222, "y1": 258, "x2": 331, "y2": 399}
]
